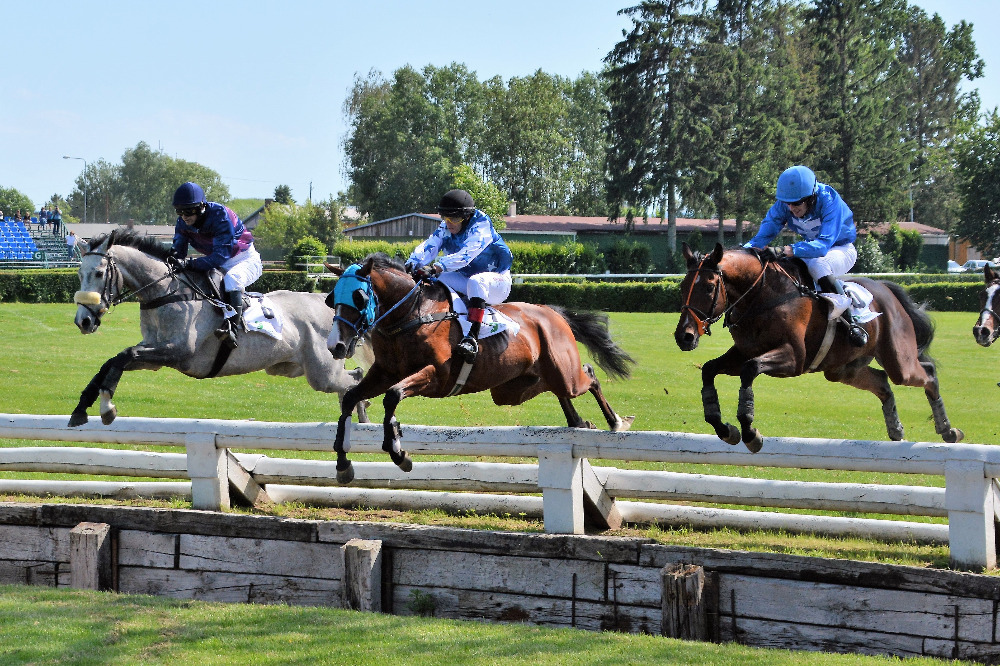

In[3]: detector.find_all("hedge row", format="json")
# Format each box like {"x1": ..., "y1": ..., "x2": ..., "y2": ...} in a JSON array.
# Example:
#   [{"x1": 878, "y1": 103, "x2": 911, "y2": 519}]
[{"x1": 0, "y1": 269, "x2": 985, "y2": 312}]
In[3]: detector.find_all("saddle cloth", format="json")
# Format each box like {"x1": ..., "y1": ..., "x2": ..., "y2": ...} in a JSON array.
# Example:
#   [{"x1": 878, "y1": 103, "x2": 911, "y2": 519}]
[
  {"x1": 242, "y1": 294, "x2": 284, "y2": 340},
  {"x1": 818, "y1": 282, "x2": 880, "y2": 324},
  {"x1": 448, "y1": 289, "x2": 521, "y2": 340}
]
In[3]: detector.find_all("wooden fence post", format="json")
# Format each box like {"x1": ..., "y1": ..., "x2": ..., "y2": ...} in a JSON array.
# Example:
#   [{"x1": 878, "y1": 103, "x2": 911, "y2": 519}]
[
  {"x1": 537, "y1": 443, "x2": 583, "y2": 534},
  {"x1": 186, "y1": 432, "x2": 228, "y2": 511},
  {"x1": 341, "y1": 538, "x2": 383, "y2": 612},
  {"x1": 945, "y1": 459, "x2": 997, "y2": 570},
  {"x1": 661, "y1": 563, "x2": 710, "y2": 640},
  {"x1": 70, "y1": 522, "x2": 112, "y2": 591}
]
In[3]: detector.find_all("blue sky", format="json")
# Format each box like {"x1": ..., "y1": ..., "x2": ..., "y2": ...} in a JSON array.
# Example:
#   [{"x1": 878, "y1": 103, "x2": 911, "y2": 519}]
[{"x1": 2, "y1": 1, "x2": 996, "y2": 210}]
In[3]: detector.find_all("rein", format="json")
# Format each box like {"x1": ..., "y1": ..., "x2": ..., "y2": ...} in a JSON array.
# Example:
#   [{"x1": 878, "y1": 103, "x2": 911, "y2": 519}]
[{"x1": 79, "y1": 248, "x2": 217, "y2": 316}]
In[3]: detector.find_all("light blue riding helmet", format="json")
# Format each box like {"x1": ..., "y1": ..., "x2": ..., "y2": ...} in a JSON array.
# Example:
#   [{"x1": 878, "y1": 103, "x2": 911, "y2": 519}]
[{"x1": 775, "y1": 165, "x2": 817, "y2": 203}]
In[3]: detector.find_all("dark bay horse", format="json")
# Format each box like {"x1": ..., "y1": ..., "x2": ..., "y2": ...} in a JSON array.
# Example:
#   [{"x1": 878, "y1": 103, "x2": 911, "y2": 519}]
[
  {"x1": 674, "y1": 242, "x2": 963, "y2": 452},
  {"x1": 326, "y1": 253, "x2": 635, "y2": 484},
  {"x1": 70, "y1": 229, "x2": 374, "y2": 426},
  {"x1": 973, "y1": 264, "x2": 1000, "y2": 347}
]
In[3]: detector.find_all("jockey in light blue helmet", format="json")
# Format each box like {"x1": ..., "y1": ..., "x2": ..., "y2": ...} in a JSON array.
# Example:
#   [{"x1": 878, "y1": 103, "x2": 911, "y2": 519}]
[{"x1": 744, "y1": 165, "x2": 868, "y2": 347}]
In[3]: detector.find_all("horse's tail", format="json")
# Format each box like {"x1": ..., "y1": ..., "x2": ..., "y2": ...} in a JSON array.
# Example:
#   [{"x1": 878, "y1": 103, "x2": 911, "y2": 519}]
[
  {"x1": 882, "y1": 280, "x2": 935, "y2": 358},
  {"x1": 548, "y1": 305, "x2": 635, "y2": 380}
]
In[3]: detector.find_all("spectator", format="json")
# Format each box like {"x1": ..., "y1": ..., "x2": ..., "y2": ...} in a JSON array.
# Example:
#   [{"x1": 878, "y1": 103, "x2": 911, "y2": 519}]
[
  {"x1": 50, "y1": 206, "x2": 62, "y2": 236},
  {"x1": 0, "y1": 210, "x2": 4, "y2": 222},
  {"x1": 13, "y1": 210, "x2": 21, "y2": 223},
  {"x1": 38, "y1": 206, "x2": 49, "y2": 232},
  {"x1": 66, "y1": 230, "x2": 79, "y2": 259}
]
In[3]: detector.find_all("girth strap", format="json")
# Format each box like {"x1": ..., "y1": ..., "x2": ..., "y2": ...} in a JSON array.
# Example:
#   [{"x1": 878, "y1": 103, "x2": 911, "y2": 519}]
[{"x1": 205, "y1": 344, "x2": 233, "y2": 379}]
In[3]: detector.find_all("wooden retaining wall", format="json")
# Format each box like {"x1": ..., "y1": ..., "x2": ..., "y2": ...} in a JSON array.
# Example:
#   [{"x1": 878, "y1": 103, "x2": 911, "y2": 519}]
[{"x1": 2, "y1": 502, "x2": 1000, "y2": 662}]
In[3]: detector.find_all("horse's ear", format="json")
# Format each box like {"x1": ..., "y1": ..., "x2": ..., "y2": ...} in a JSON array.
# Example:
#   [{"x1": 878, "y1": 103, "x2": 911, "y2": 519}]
[
  {"x1": 325, "y1": 262, "x2": 345, "y2": 276},
  {"x1": 352, "y1": 289, "x2": 369, "y2": 312},
  {"x1": 710, "y1": 243, "x2": 725, "y2": 264},
  {"x1": 358, "y1": 257, "x2": 375, "y2": 278},
  {"x1": 986, "y1": 264, "x2": 998, "y2": 283},
  {"x1": 681, "y1": 242, "x2": 698, "y2": 268}
]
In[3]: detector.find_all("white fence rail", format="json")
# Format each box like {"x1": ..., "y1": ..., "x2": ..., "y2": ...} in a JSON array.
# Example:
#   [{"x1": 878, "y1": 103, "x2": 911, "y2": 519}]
[{"x1": 0, "y1": 413, "x2": 997, "y2": 570}]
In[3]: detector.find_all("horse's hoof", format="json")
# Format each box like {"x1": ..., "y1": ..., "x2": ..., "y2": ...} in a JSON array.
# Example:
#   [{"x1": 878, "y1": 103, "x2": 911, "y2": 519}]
[
  {"x1": 337, "y1": 463, "x2": 355, "y2": 485},
  {"x1": 743, "y1": 430, "x2": 763, "y2": 453},
  {"x1": 612, "y1": 415, "x2": 635, "y2": 432},
  {"x1": 67, "y1": 412, "x2": 88, "y2": 427},
  {"x1": 101, "y1": 407, "x2": 117, "y2": 426},
  {"x1": 944, "y1": 428, "x2": 965, "y2": 444},
  {"x1": 720, "y1": 423, "x2": 740, "y2": 446},
  {"x1": 397, "y1": 453, "x2": 413, "y2": 473}
]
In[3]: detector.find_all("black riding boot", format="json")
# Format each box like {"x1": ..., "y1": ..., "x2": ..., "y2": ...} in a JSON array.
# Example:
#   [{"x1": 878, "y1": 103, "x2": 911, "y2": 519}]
[
  {"x1": 817, "y1": 276, "x2": 868, "y2": 347},
  {"x1": 456, "y1": 297, "x2": 485, "y2": 363},
  {"x1": 216, "y1": 290, "x2": 243, "y2": 349}
]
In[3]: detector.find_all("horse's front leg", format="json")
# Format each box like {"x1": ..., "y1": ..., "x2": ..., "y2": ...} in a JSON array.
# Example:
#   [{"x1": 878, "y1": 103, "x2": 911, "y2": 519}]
[
  {"x1": 701, "y1": 348, "x2": 745, "y2": 446},
  {"x1": 333, "y1": 366, "x2": 396, "y2": 484},
  {"x1": 69, "y1": 344, "x2": 185, "y2": 427},
  {"x1": 379, "y1": 364, "x2": 441, "y2": 474},
  {"x1": 736, "y1": 347, "x2": 800, "y2": 453}
]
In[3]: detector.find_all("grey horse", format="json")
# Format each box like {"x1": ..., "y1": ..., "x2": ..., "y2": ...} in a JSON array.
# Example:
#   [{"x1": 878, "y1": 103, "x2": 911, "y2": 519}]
[{"x1": 69, "y1": 229, "x2": 373, "y2": 427}]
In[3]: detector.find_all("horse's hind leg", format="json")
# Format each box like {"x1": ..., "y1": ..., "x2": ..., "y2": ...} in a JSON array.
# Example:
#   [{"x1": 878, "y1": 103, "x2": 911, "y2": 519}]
[
  {"x1": 583, "y1": 364, "x2": 633, "y2": 431},
  {"x1": 920, "y1": 359, "x2": 964, "y2": 443},
  {"x1": 825, "y1": 364, "x2": 904, "y2": 440}
]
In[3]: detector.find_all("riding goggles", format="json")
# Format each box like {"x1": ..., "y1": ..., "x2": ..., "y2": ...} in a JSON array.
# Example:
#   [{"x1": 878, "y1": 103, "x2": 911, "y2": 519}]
[{"x1": 175, "y1": 206, "x2": 203, "y2": 217}]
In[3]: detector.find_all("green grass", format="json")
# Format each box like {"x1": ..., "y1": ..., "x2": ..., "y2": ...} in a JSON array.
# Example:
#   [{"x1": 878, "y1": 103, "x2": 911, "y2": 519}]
[
  {"x1": 0, "y1": 303, "x2": 993, "y2": 569},
  {"x1": 0, "y1": 585, "x2": 974, "y2": 666}
]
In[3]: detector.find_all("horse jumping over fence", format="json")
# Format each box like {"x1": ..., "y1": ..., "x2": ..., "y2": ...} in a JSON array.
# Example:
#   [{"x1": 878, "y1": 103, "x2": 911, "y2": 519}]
[
  {"x1": 326, "y1": 253, "x2": 635, "y2": 484},
  {"x1": 69, "y1": 229, "x2": 374, "y2": 427},
  {"x1": 674, "y1": 242, "x2": 963, "y2": 452},
  {"x1": 973, "y1": 264, "x2": 1000, "y2": 348}
]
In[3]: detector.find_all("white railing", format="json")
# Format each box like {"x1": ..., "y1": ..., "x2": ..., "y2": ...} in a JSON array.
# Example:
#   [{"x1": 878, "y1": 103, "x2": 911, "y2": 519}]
[{"x1": 0, "y1": 413, "x2": 997, "y2": 570}]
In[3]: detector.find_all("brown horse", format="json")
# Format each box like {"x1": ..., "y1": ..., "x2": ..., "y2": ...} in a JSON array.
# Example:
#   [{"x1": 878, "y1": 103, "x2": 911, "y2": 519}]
[
  {"x1": 326, "y1": 253, "x2": 635, "y2": 484},
  {"x1": 973, "y1": 264, "x2": 1000, "y2": 347},
  {"x1": 674, "y1": 242, "x2": 963, "y2": 452}
]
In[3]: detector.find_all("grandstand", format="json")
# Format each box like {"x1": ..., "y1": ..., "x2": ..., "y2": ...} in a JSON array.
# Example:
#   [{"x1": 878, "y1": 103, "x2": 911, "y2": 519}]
[{"x1": 0, "y1": 215, "x2": 75, "y2": 268}]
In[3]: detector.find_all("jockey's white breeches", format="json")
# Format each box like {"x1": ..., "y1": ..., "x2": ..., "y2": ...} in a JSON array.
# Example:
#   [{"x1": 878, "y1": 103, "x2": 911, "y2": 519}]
[
  {"x1": 802, "y1": 243, "x2": 857, "y2": 282},
  {"x1": 438, "y1": 270, "x2": 512, "y2": 305},
  {"x1": 222, "y1": 245, "x2": 263, "y2": 291}
]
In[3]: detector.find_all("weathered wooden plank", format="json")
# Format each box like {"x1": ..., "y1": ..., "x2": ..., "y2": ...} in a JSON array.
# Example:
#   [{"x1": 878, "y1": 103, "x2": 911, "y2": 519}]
[
  {"x1": 640, "y1": 543, "x2": 1000, "y2": 599},
  {"x1": 607, "y1": 563, "x2": 667, "y2": 607},
  {"x1": 924, "y1": 636, "x2": 1000, "y2": 662},
  {"x1": 118, "y1": 567, "x2": 343, "y2": 607},
  {"x1": 0, "y1": 525, "x2": 71, "y2": 561},
  {"x1": 69, "y1": 522, "x2": 112, "y2": 591},
  {"x1": 725, "y1": 616, "x2": 931, "y2": 658},
  {"x1": 178, "y1": 534, "x2": 344, "y2": 580},
  {"x1": 118, "y1": 530, "x2": 177, "y2": 568},
  {"x1": 719, "y1": 574, "x2": 994, "y2": 643},
  {"x1": 0, "y1": 560, "x2": 62, "y2": 586},
  {"x1": 36, "y1": 504, "x2": 319, "y2": 542},
  {"x1": 391, "y1": 549, "x2": 606, "y2": 601},
  {"x1": 317, "y1": 521, "x2": 647, "y2": 564},
  {"x1": 391, "y1": 584, "x2": 661, "y2": 634}
]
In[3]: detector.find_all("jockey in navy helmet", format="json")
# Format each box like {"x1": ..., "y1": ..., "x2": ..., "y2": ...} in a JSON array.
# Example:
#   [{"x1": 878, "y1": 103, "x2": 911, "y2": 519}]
[{"x1": 170, "y1": 181, "x2": 261, "y2": 348}]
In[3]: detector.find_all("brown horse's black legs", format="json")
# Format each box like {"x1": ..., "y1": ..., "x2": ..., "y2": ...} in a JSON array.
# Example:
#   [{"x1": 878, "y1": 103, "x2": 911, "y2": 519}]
[
  {"x1": 737, "y1": 364, "x2": 764, "y2": 453},
  {"x1": 700, "y1": 355, "x2": 741, "y2": 447},
  {"x1": 382, "y1": 389, "x2": 413, "y2": 472}
]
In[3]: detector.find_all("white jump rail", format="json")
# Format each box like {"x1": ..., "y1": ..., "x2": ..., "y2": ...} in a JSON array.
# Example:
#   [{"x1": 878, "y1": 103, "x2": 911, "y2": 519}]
[{"x1": 0, "y1": 413, "x2": 997, "y2": 569}]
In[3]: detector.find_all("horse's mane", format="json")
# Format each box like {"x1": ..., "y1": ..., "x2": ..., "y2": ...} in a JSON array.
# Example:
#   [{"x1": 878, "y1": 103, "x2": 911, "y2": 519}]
[
  {"x1": 87, "y1": 229, "x2": 173, "y2": 260},
  {"x1": 364, "y1": 252, "x2": 406, "y2": 272}
]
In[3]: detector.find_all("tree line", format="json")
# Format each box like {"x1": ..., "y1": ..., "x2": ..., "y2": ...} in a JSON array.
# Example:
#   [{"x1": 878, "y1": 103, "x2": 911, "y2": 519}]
[{"x1": 344, "y1": 0, "x2": 992, "y2": 252}]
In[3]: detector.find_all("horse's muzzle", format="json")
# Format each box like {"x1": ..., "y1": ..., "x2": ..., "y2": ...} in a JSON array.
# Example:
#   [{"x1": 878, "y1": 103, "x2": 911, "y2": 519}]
[
  {"x1": 973, "y1": 325, "x2": 997, "y2": 347},
  {"x1": 675, "y1": 328, "x2": 699, "y2": 352},
  {"x1": 329, "y1": 338, "x2": 357, "y2": 360}
]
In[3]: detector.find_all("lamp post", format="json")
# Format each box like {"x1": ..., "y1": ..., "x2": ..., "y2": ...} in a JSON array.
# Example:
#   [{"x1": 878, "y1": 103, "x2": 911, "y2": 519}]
[{"x1": 63, "y1": 156, "x2": 87, "y2": 224}]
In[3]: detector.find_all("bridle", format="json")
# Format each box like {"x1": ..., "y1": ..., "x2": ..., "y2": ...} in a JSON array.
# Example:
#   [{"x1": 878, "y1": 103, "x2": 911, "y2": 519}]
[
  {"x1": 333, "y1": 272, "x2": 425, "y2": 350},
  {"x1": 74, "y1": 247, "x2": 196, "y2": 320},
  {"x1": 680, "y1": 251, "x2": 771, "y2": 335}
]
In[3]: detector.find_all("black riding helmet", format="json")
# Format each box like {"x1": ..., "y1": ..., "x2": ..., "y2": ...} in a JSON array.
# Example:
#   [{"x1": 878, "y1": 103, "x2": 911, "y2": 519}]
[{"x1": 437, "y1": 189, "x2": 475, "y2": 219}]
